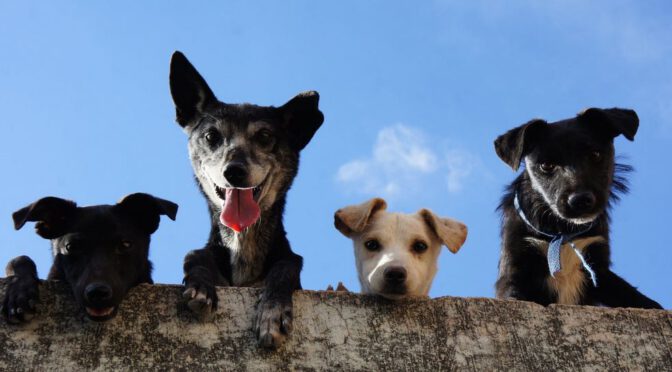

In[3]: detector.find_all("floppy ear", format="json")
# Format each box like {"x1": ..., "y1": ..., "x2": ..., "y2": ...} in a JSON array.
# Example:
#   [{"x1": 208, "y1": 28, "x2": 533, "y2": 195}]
[
  {"x1": 280, "y1": 91, "x2": 325, "y2": 151},
  {"x1": 418, "y1": 209, "x2": 467, "y2": 254},
  {"x1": 334, "y1": 198, "x2": 387, "y2": 237},
  {"x1": 578, "y1": 107, "x2": 639, "y2": 141},
  {"x1": 115, "y1": 193, "x2": 178, "y2": 234},
  {"x1": 169, "y1": 51, "x2": 218, "y2": 127},
  {"x1": 494, "y1": 119, "x2": 546, "y2": 171},
  {"x1": 12, "y1": 197, "x2": 78, "y2": 239}
]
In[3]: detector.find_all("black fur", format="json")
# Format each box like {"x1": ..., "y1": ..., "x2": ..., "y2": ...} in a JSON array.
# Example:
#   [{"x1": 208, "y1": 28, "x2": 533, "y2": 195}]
[
  {"x1": 169, "y1": 51, "x2": 324, "y2": 349},
  {"x1": 494, "y1": 107, "x2": 662, "y2": 309},
  {"x1": 2, "y1": 194, "x2": 177, "y2": 323}
]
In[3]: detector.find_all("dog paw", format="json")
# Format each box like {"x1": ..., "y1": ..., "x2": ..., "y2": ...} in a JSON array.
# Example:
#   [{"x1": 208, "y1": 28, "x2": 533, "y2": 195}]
[
  {"x1": 182, "y1": 282, "x2": 217, "y2": 317},
  {"x1": 254, "y1": 298, "x2": 293, "y2": 349},
  {"x1": 2, "y1": 276, "x2": 39, "y2": 324}
]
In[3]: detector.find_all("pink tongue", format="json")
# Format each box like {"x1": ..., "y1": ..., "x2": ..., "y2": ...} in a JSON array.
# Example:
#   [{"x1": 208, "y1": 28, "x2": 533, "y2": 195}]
[{"x1": 220, "y1": 188, "x2": 260, "y2": 232}]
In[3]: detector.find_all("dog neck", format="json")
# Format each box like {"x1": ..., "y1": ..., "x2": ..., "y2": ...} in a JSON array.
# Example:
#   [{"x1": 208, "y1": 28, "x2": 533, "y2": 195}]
[
  {"x1": 210, "y1": 199, "x2": 285, "y2": 286},
  {"x1": 514, "y1": 192, "x2": 598, "y2": 286}
]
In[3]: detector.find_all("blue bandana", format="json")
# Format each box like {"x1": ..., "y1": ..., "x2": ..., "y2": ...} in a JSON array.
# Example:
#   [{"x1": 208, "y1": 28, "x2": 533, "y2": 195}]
[{"x1": 513, "y1": 194, "x2": 598, "y2": 287}]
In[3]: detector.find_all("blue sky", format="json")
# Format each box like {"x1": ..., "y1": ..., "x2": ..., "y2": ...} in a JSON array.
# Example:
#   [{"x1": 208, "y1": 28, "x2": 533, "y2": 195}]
[{"x1": 1, "y1": 1, "x2": 670, "y2": 308}]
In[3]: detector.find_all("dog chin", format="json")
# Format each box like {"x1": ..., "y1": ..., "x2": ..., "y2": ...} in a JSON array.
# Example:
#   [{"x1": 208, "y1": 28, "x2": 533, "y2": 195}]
[
  {"x1": 371, "y1": 286, "x2": 412, "y2": 300},
  {"x1": 562, "y1": 214, "x2": 600, "y2": 225},
  {"x1": 84, "y1": 306, "x2": 118, "y2": 321}
]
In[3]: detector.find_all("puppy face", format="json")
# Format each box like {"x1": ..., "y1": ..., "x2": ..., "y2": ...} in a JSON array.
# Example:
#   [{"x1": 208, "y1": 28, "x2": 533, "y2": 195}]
[
  {"x1": 495, "y1": 108, "x2": 639, "y2": 224},
  {"x1": 12, "y1": 194, "x2": 177, "y2": 321},
  {"x1": 335, "y1": 198, "x2": 467, "y2": 299},
  {"x1": 169, "y1": 51, "x2": 324, "y2": 232}
]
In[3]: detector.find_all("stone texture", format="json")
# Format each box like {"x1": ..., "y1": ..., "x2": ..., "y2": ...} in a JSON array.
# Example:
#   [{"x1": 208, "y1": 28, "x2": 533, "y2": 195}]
[{"x1": 0, "y1": 278, "x2": 670, "y2": 371}]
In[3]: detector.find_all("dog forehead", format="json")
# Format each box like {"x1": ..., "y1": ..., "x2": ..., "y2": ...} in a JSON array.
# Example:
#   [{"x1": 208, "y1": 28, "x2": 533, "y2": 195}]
[
  {"x1": 530, "y1": 120, "x2": 610, "y2": 158},
  {"x1": 366, "y1": 212, "x2": 431, "y2": 241},
  {"x1": 68, "y1": 205, "x2": 128, "y2": 235},
  {"x1": 208, "y1": 103, "x2": 281, "y2": 126}
]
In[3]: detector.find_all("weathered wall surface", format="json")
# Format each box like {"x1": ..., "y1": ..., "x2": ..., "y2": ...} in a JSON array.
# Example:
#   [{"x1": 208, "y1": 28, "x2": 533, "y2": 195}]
[{"x1": 0, "y1": 279, "x2": 670, "y2": 371}]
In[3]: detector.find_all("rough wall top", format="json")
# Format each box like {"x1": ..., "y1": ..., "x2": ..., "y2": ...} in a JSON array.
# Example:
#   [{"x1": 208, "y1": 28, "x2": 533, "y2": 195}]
[{"x1": 0, "y1": 279, "x2": 670, "y2": 371}]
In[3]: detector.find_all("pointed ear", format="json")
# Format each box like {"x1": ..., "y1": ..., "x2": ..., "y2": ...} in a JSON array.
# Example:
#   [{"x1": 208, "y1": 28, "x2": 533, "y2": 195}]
[
  {"x1": 418, "y1": 209, "x2": 467, "y2": 254},
  {"x1": 578, "y1": 107, "x2": 639, "y2": 141},
  {"x1": 115, "y1": 193, "x2": 178, "y2": 234},
  {"x1": 169, "y1": 51, "x2": 218, "y2": 127},
  {"x1": 494, "y1": 119, "x2": 546, "y2": 171},
  {"x1": 12, "y1": 197, "x2": 78, "y2": 239},
  {"x1": 334, "y1": 198, "x2": 387, "y2": 237},
  {"x1": 280, "y1": 91, "x2": 324, "y2": 151}
]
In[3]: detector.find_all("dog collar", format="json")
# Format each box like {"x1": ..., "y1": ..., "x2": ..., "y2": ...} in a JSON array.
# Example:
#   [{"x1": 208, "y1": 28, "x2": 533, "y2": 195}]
[{"x1": 513, "y1": 193, "x2": 598, "y2": 287}]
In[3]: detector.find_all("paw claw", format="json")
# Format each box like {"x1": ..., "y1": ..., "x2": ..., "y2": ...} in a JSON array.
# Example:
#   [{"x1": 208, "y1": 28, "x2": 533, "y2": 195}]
[
  {"x1": 182, "y1": 287, "x2": 196, "y2": 300},
  {"x1": 184, "y1": 285, "x2": 216, "y2": 317}
]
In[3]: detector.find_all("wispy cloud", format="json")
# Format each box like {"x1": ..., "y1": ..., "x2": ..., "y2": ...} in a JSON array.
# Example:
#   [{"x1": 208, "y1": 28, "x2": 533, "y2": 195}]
[{"x1": 336, "y1": 124, "x2": 480, "y2": 198}]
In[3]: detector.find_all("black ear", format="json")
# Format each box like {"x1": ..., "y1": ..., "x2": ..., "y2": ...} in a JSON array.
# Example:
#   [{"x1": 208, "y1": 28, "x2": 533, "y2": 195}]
[
  {"x1": 578, "y1": 108, "x2": 639, "y2": 141},
  {"x1": 115, "y1": 193, "x2": 178, "y2": 234},
  {"x1": 169, "y1": 51, "x2": 218, "y2": 127},
  {"x1": 12, "y1": 197, "x2": 78, "y2": 239},
  {"x1": 494, "y1": 119, "x2": 546, "y2": 171},
  {"x1": 280, "y1": 91, "x2": 325, "y2": 151}
]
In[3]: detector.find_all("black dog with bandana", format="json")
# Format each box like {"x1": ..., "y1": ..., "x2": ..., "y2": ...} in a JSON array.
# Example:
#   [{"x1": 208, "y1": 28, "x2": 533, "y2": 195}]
[{"x1": 494, "y1": 107, "x2": 662, "y2": 308}]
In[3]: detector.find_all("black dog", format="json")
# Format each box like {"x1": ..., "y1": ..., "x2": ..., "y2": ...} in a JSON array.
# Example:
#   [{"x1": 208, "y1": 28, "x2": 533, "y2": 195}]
[
  {"x1": 2, "y1": 193, "x2": 177, "y2": 323},
  {"x1": 494, "y1": 107, "x2": 662, "y2": 309},
  {"x1": 169, "y1": 51, "x2": 324, "y2": 348}
]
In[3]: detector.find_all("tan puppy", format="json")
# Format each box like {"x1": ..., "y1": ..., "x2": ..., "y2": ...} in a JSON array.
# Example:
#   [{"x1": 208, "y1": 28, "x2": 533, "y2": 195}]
[{"x1": 334, "y1": 198, "x2": 467, "y2": 299}]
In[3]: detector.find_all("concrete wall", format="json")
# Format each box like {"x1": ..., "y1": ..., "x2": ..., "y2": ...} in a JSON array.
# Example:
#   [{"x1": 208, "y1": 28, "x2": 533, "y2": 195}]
[{"x1": 0, "y1": 279, "x2": 670, "y2": 371}]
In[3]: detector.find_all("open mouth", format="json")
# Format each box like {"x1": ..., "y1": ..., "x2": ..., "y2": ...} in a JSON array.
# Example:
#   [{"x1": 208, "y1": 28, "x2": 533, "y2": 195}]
[
  {"x1": 85, "y1": 306, "x2": 116, "y2": 321},
  {"x1": 214, "y1": 184, "x2": 262, "y2": 201},
  {"x1": 213, "y1": 178, "x2": 267, "y2": 232}
]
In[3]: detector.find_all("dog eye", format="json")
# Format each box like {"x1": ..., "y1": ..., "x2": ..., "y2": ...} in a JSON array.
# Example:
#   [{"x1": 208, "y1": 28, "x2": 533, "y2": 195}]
[
  {"x1": 117, "y1": 240, "x2": 133, "y2": 253},
  {"x1": 539, "y1": 163, "x2": 556, "y2": 174},
  {"x1": 592, "y1": 151, "x2": 602, "y2": 161},
  {"x1": 204, "y1": 129, "x2": 221, "y2": 145},
  {"x1": 364, "y1": 239, "x2": 381, "y2": 252},
  {"x1": 63, "y1": 242, "x2": 79, "y2": 255},
  {"x1": 412, "y1": 241, "x2": 428, "y2": 254},
  {"x1": 254, "y1": 129, "x2": 274, "y2": 147}
]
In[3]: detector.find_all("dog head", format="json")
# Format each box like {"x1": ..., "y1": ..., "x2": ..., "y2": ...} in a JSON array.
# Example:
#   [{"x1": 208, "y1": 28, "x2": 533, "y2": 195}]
[
  {"x1": 169, "y1": 51, "x2": 324, "y2": 233},
  {"x1": 495, "y1": 108, "x2": 638, "y2": 224},
  {"x1": 12, "y1": 193, "x2": 177, "y2": 321},
  {"x1": 334, "y1": 198, "x2": 467, "y2": 299}
]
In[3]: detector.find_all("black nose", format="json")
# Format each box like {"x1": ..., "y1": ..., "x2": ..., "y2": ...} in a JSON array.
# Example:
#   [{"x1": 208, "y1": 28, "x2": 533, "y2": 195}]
[
  {"x1": 568, "y1": 192, "x2": 596, "y2": 212},
  {"x1": 84, "y1": 283, "x2": 113, "y2": 304},
  {"x1": 384, "y1": 267, "x2": 407, "y2": 285},
  {"x1": 223, "y1": 163, "x2": 248, "y2": 187}
]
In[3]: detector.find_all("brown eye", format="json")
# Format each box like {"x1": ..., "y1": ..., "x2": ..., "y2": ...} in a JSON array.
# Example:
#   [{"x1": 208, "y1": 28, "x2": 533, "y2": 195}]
[
  {"x1": 592, "y1": 151, "x2": 602, "y2": 161},
  {"x1": 539, "y1": 163, "x2": 556, "y2": 174},
  {"x1": 412, "y1": 241, "x2": 428, "y2": 254},
  {"x1": 254, "y1": 129, "x2": 274, "y2": 147},
  {"x1": 364, "y1": 239, "x2": 381, "y2": 252},
  {"x1": 205, "y1": 129, "x2": 221, "y2": 145}
]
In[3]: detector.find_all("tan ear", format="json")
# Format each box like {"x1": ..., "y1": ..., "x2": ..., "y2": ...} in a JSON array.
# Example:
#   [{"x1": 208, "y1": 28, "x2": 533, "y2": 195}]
[
  {"x1": 418, "y1": 209, "x2": 467, "y2": 253},
  {"x1": 334, "y1": 198, "x2": 387, "y2": 237}
]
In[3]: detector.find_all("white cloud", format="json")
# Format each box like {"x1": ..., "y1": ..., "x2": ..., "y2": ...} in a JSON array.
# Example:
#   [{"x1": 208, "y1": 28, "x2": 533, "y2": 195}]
[
  {"x1": 336, "y1": 124, "x2": 479, "y2": 198},
  {"x1": 444, "y1": 149, "x2": 476, "y2": 193}
]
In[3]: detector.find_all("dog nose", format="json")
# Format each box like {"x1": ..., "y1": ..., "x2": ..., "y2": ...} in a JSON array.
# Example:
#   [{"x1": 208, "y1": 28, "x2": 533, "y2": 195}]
[
  {"x1": 84, "y1": 283, "x2": 113, "y2": 303},
  {"x1": 384, "y1": 267, "x2": 407, "y2": 285},
  {"x1": 223, "y1": 163, "x2": 248, "y2": 187},
  {"x1": 568, "y1": 192, "x2": 596, "y2": 211}
]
